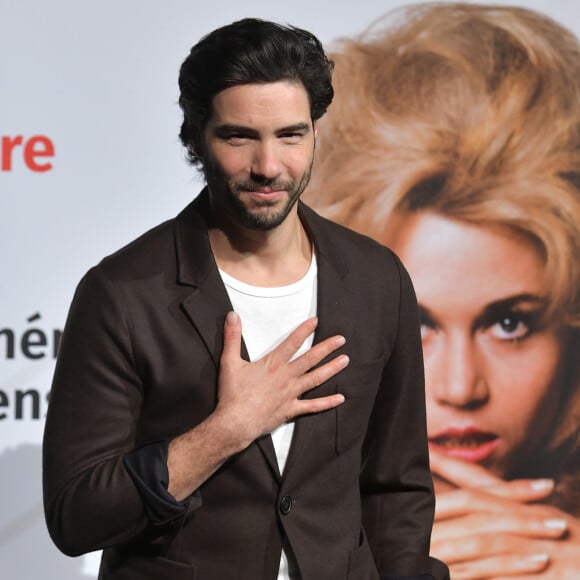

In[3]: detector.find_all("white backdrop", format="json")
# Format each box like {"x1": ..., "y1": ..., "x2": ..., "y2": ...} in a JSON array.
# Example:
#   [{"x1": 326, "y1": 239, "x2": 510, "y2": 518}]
[{"x1": 1, "y1": 0, "x2": 578, "y2": 577}]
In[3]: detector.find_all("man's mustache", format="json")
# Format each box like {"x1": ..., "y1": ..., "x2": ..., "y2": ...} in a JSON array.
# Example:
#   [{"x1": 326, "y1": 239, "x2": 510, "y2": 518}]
[{"x1": 233, "y1": 180, "x2": 294, "y2": 192}]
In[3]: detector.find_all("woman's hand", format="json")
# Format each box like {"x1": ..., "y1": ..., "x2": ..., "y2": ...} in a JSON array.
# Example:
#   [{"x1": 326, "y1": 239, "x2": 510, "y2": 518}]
[{"x1": 429, "y1": 449, "x2": 580, "y2": 579}]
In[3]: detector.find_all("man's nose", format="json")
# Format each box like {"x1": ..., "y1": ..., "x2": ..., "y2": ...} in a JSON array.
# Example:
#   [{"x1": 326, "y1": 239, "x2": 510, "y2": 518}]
[
  {"x1": 431, "y1": 333, "x2": 489, "y2": 409},
  {"x1": 251, "y1": 141, "x2": 282, "y2": 180}
]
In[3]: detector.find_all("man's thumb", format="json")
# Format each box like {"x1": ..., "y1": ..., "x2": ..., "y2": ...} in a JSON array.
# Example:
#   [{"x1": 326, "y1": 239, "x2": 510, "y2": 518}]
[{"x1": 222, "y1": 311, "x2": 242, "y2": 360}]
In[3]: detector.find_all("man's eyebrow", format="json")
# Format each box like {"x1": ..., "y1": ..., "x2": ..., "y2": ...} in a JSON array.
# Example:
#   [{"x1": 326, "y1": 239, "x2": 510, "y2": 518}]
[
  {"x1": 212, "y1": 123, "x2": 312, "y2": 138},
  {"x1": 276, "y1": 122, "x2": 311, "y2": 134},
  {"x1": 213, "y1": 124, "x2": 259, "y2": 137}
]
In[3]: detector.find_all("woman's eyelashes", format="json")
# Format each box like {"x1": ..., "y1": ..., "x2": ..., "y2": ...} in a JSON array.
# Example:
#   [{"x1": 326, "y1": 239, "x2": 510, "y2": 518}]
[
  {"x1": 485, "y1": 311, "x2": 536, "y2": 341},
  {"x1": 478, "y1": 296, "x2": 544, "y2": 343},
  {"x1": 418, "y1": 308, "x2": 437, "y2": 341},
  {"x1": 417, "y1": 300, "x2": 543, "y2": 343}
]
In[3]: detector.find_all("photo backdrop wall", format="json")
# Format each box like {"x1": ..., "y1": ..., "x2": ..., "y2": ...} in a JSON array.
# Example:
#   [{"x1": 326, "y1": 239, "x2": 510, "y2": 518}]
[{"x1": 1, "y1": 0, "x2": 578, "y2": 577}]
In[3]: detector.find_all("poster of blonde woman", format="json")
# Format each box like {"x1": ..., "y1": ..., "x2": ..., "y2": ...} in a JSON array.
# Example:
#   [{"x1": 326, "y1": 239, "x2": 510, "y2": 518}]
[{"x1": 305, "y1": 3, "x2": 580, "y2": 579}]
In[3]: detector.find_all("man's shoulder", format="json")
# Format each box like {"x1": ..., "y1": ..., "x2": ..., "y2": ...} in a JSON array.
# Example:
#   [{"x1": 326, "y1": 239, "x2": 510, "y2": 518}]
[
  {"x1": 96, "y1": 217, "x2": 177, "y2": 278},
  {"x1": 299, "y1": 202, "x2": 400, "y2": 270},
  {"x1": 88, "y1": 197, "x2": 204, "y2": 283}
]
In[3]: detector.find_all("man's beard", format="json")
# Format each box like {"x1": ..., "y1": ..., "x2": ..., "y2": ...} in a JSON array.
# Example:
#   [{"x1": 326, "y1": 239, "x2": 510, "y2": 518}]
[{"x1": 204, "y1": 155, "x2": 314, "y2": 231}]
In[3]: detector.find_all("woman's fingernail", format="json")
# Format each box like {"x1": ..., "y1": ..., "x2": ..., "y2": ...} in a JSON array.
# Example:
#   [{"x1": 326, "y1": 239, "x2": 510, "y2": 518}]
[
  {"x1": 524, "y1": 553, "x2": 549, "y2": 565},
  {"x1": 544, "y1": 518, "x2": 567, "y2": 530},
  {"x1": 530, "y1": 479, "x2": 554, "y2": 491}
]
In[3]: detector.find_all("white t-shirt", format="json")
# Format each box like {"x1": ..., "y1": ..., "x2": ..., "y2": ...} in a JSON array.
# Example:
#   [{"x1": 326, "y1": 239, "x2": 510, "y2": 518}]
[{"x1": 219, "y1": 253, "x2": 317, "y2": 580}]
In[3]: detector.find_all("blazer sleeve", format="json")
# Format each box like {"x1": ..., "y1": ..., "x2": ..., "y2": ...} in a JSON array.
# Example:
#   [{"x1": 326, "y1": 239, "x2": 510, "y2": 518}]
[
  {"x1": 42, "y1": 267, "x2": 198, "y2": 557},
  {"x1": 360, "y1": 254, "x2": 449, "y2": 580}
]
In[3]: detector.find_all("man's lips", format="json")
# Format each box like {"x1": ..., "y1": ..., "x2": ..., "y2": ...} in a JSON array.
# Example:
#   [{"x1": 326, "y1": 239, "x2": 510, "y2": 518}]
[
  {"x1": 240, "y1": 188, "x2": 286, "y2": 201},
  {"x1": 429, "y1": 427, "x2": 500, "y2": 462}
]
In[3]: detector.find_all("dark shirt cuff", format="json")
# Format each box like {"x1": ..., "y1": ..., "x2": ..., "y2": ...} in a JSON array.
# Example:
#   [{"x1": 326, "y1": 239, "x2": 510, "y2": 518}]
[{"x1": 123, "y1": 440, "x2": 198, "y2": 525}]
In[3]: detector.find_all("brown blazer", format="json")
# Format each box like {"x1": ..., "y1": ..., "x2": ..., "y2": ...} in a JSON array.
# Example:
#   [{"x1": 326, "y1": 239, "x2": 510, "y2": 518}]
[{"x1": 43, "y1": 191, "x2": 448, "y2": 580}]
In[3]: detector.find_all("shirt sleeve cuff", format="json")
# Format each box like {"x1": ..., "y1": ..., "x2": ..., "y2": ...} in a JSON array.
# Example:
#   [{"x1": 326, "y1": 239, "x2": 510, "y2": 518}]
[{"x1": 123, "y1": 440, "x2": 200, "y2": 525}]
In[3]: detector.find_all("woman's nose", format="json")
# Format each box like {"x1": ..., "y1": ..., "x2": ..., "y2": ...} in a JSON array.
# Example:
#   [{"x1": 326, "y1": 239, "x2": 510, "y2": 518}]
[{"x1": 431, "y1": 333, "x2": 489, "y2": 409}]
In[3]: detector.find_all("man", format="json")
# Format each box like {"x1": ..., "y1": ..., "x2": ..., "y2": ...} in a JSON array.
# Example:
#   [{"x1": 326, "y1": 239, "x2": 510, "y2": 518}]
[{"x1": 43, "y1": 18, "x2": 448, "y2": 580}]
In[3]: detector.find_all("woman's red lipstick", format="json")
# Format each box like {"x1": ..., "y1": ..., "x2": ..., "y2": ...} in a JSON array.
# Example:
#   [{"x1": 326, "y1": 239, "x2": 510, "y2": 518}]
[{"x1": 429, "y1": 427, "x2": 499, "y2": 462}]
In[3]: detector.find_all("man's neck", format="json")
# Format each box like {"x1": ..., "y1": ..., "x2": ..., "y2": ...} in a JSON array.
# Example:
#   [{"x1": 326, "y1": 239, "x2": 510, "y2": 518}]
[{"x1": 208, "y1": 208, "x2": 312, "y2": 287}]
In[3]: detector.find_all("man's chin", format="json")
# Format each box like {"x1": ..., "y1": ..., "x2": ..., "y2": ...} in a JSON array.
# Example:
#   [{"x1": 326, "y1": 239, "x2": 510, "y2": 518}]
[
  {"x1": 240, "y1": 211, "x2": 288, "y2": 231},
  {"x1": 235, "y1": 197, "x2": 298, "y2": 230}
]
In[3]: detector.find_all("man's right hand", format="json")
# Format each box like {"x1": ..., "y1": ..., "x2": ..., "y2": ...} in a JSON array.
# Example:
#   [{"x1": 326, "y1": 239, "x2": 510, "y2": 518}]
[
  {"x1": 168, "y1": 311, "x2": 348, "y2": 501},
  {"x1": 215, "y1": 311, "x2": 348, "y2": 447}
]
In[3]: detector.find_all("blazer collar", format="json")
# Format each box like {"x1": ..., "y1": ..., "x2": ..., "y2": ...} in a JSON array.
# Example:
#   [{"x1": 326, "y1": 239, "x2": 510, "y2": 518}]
[{"x1": 173, "y1": 189, "x2": 350, "y2": 286}]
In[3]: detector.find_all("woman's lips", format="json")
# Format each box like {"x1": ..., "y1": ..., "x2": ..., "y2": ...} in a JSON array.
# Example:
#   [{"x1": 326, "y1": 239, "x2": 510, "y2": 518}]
[{"x1": 429, "y1": 427, "x2": 500, "y2": 462}]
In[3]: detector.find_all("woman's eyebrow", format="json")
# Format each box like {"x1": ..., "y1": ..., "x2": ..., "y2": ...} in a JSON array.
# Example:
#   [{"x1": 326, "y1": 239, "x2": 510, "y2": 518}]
[
  {"x1": 417, "y1": 294, "x2": 546, "y2": 328},
  {"x1": 475, "y1": 294, "x2": 545, "y2": 326},
  {"x1": 417, "y1": 304, "x2": 437, "y2": 325}
]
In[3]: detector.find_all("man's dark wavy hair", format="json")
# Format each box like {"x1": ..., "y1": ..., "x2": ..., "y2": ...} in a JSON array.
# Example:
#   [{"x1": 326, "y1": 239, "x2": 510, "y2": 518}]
[{"x1": 178, "y1": 18, "x2": 334, "y2": 169}]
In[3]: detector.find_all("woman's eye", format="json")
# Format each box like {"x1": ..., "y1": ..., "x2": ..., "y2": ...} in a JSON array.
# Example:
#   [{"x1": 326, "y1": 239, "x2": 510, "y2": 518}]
[
  {"x1": 419, "y1": 323, "x2": 433, "y2": 341},
  {"x1": 489, "y1": 315, "x2": 531, "y2": 340},
  {"x1": 419, "y1": 311, "x2": 436, "y2": 342}
]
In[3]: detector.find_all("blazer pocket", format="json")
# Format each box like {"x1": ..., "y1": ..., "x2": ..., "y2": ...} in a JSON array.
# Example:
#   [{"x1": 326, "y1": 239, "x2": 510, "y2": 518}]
[
  {"x1": 101, "y1": 555, "x2": 196, "y2": 580},
  {"x1": 347, "y1": 529, "x2": 380, "y2": 580},
  {"x1": 336, "y1": 358, "x2": 384, "y2": 455}
]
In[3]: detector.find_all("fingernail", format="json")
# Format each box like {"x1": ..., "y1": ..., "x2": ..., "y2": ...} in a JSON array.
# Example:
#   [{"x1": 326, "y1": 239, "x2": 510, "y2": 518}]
[
  {"x1": 524, "y1": 553, "x2": 549, "y2": 565},
  {"x1": 337, "y1": 394, "x2": 345, "y2": 403},
  {"x1": 336, "y1": 335, "x2": 346, "y2": 346},
  {"x1": 341, "y1": 355, "x2": 350, "y2": 365},
  {"x1": 544, "y1": 518, "x2": 567, "y2": 530},
  {"x1": 226, "y1": 311, "x2": 239, "y2": 325},
  {"x1": 530, "y1": 479, "x2": 554, "y2": 491}
]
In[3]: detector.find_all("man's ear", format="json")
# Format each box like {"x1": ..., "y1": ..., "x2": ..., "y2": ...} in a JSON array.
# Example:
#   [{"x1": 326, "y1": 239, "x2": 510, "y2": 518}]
[
  {"x1": 313, "y1": 121, "x2": 319, "y2": 139},
  {"x1": 191, "y1": 131, "x2": 206, "y2": 160}
]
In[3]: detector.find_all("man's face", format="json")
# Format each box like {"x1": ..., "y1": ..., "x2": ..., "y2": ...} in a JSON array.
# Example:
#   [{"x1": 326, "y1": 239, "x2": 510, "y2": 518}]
[{"x1": 201, "y1": 81, "x2": 316, "y2": 231}]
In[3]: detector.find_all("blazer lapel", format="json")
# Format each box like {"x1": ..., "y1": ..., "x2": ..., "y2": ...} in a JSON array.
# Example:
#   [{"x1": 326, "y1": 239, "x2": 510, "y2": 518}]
[
  {"x1": 174, "y1": 191, "x2": 281, "y2": 479},
  {"x1": 283, "y1": 203, "x2": 356, "y2": 476},
  {"x1": 175, "y1": 192, "x2": 230, "y2": 367}
]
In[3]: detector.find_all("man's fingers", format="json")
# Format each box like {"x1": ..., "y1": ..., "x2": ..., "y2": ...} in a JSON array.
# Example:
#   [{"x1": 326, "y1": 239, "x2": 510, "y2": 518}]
[
  {"x1": 273, "y1": 317, "x2": 319, "y2": 362},
  {"x1": 297, "y1": 353, "x2": 350, "y2": 394},
  {"x1": 292, "y1": 393, "x2": 345, "y2": 417},
  {"x1": 290, "y1": 334, "x2": 346, "y2": 376},
  {"x1": 221, "y1": 311, "x2": 242, "y2": 362}
]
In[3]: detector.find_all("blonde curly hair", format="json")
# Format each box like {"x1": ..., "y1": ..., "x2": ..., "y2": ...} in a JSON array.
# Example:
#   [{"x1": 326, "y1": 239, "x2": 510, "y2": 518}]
[{"x1": 306, "y1": 2, "x2": 580, "y2": 328}]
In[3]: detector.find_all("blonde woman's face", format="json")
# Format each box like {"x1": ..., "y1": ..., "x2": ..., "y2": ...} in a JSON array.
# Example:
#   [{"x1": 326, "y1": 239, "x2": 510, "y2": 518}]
[{"x1": 388, "y1": 211, "x2": 565, "y2": 477}]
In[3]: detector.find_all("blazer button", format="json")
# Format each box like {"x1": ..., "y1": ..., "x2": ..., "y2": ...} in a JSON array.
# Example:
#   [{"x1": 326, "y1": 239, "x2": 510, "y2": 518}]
[{"x1": 279, "y1": 495, "x2": 293, "y2": 515}]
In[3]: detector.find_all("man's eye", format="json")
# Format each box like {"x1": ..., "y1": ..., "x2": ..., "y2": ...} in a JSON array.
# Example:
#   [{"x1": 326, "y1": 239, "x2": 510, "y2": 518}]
[
  {"x1": 488, "y1": 315, "x2": 532, "y2": 341},
  {"x1": 280, "y1": 132, "x2": 302, "y2": 142},
  {"x1": 225, "y1": 135, "x2": 248, "y2": 144}
]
